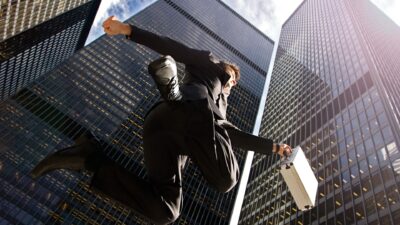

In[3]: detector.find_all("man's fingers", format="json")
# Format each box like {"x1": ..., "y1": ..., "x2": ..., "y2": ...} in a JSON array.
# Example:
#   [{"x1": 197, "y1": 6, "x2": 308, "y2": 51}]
[
  {"x1": 278, "y1": 144, "x2": 292, "y2": 158},
  {"x1": 103, "y1": 15, "x2": 116, "y2": 28},
  {"x1": 102, "y1": 16, "x2": 112, "y2": 27},
  {"x1": 284, "y1": 146, "x2": 292, "y2": 157},
  {"x1": 107, "y1": 15, "x2": 115, "y2": 21}
]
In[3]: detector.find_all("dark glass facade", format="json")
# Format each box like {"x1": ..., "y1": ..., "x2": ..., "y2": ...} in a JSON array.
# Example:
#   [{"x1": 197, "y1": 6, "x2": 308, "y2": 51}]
[
  {"x1": 0, "y1": 0, "x2": 274, "y2": 224},
  {"x1": 0, "y1": 0, "x2": 101, "y2": 100},
  {"x1": 239, "y1": 0, "x2": 400, "y2": 224}
]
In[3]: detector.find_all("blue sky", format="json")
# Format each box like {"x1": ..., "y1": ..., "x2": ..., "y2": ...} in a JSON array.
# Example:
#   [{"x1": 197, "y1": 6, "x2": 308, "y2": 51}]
[{"x1": 85, "y1": 0, "x2": 400, "y2": 45}]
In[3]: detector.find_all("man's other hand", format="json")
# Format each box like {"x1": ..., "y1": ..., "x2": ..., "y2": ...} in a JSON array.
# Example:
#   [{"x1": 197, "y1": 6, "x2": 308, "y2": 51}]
[
  {"x1": 102, "y1": 15, "x2": 132, "y2": 36},
  {"x1": 277, "y1": 144, "x2": 292, "y2": 158}
]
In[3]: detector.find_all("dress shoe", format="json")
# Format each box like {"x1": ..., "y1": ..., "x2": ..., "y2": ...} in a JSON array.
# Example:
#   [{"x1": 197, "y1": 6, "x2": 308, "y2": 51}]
[
  {"x1": 148, "y1": 55, "x2": 182, "y2": 101},
  {"x1": 30, "y1": 132, "x2": 101, "y2": 179}
]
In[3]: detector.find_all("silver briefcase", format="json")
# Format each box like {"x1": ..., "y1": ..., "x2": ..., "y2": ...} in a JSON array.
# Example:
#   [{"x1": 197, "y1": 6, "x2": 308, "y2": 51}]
[{"x1": 279, "y1": 146, "x2": 318, "y2": 211}]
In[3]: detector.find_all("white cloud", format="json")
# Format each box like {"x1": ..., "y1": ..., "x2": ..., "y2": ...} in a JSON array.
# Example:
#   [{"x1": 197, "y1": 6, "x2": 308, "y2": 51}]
[
  {"x1": 222, "y1": 0, "x2": 399, "y2": 41},
  {"x1": 370, "y1": 0, "x2": 400, "y2": 26},
  {"x1": 222, "y1": 0, "x2": 302, "y2": 41},
  {"x1": 93, "y1": 0, "x2": 125, "y2": 27}
]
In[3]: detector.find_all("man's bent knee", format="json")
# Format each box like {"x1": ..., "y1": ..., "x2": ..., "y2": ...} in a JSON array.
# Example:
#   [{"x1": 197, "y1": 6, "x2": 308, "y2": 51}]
[
  {"x1": 212, "y1": 172, "x2": 239, "y2": 193},
  {"x1": 151, "y1": 204, "x2": 180, "y2": 225}
]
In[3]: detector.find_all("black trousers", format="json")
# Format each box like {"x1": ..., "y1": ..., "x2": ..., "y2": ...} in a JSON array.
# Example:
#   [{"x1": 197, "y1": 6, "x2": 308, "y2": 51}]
[{"x1": 89, "y1": 102, "x2": 239, "y2": 224}]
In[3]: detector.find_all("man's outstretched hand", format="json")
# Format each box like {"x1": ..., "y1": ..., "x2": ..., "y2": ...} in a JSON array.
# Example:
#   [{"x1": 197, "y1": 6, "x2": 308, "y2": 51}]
[{"x1": 102, "y1": 15, "x2": 132, "y2": 36}]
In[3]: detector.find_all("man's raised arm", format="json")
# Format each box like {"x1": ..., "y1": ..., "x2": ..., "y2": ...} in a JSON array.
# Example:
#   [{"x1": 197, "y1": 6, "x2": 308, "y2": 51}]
[{"x1": 102, "y1": 16, "x2": 209, "y2": 65}]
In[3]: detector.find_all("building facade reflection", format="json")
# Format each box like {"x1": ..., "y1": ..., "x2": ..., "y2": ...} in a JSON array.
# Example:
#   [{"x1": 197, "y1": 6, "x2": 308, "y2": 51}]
[
  {"x1": 239, "y1": 0, "x2": 400, "y2": 224},
  {"x1": 0, "y1": 0, "x2": 101, "y2": 100}
]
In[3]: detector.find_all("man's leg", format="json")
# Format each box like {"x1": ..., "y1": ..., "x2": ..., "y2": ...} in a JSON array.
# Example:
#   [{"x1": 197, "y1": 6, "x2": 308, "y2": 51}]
[
  {"x1": 185, "y1": 122, "x2": 240, "y2": 193},
  {"x1": 147, "y1": 101, "x2": 240, "y2": 194},
  {"x1": 89, "y1": 103, "x2": 188, "y2": 224},
  {"x1": 90, "y1": 160, "x2": 182, "y2": 224}
]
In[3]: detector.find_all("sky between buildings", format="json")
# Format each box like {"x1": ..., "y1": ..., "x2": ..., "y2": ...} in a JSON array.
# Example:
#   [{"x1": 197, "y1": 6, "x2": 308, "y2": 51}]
[{"x1": 85, "y1": 0, "x2": 400, "y2": 46}]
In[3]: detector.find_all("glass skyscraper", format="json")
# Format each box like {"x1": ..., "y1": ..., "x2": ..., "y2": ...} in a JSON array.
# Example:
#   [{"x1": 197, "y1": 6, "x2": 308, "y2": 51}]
[
  {"x1": 0, "y1": 0, "x2": 101, "y2": 100},
  {"x1": 0, "y1": 0, "x2": 274, "y2": 224},
  {"x1": 239, "y1": 0, "x2": 400, "y2": 224}
]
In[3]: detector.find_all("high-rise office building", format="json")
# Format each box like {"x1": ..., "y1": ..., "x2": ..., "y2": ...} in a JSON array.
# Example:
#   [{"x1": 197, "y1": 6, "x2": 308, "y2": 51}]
[
  {"x1": 0, "y1": 0, "x2": 274, "y2": 224},
  {"x1": 0, "y1": 0, "x2": 101, "y2": 100},
  {"x1": 239, "y1": 0, "x2": 400, "y2": 224}
]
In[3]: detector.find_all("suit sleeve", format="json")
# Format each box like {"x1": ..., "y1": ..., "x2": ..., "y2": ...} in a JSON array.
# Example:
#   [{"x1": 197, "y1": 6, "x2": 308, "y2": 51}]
[
  {"x1": 218, "y1": 120, "x2": 274, "y2": 155},
  {"x1": 127, "y1": 24, "x2": 210, "y2": 66}
]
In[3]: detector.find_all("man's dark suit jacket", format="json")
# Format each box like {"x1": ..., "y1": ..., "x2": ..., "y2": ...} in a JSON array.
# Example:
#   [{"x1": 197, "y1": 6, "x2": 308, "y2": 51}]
[{"x1": 127, "y1": 24, "x2": 274, "y2": 156}]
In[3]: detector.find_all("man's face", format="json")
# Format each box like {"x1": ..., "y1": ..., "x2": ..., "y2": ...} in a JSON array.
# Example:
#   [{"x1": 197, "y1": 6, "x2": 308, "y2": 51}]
[{"x1": 224, "y1": 68, "x2": 237, "y2": 91}]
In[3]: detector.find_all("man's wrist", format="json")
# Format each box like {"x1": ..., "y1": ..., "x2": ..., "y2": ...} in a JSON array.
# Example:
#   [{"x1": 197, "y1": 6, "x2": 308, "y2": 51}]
[
  {"x1": 122, "y1": 23, "x2": 132, "y2": 36},
  {"x1": 273, "y1": 143, "x2": 280, "y2": 154}
]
